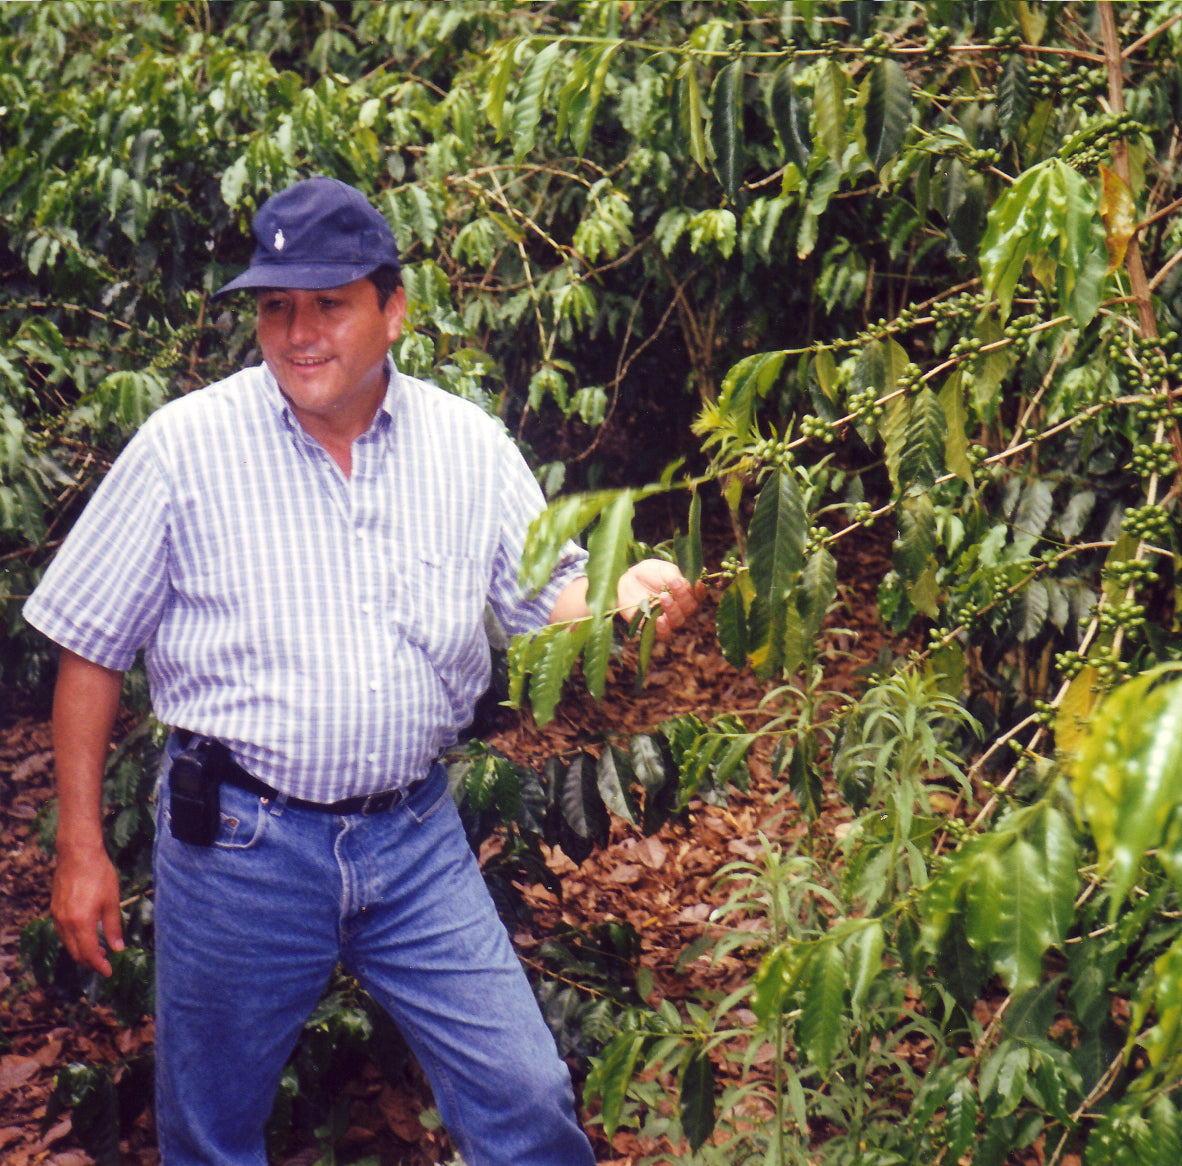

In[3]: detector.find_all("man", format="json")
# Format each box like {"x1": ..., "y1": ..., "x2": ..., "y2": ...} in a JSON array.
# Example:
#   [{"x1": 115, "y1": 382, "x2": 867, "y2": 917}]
[{"x1": 25, "y1": 177, "x2": 701, "y2": 1166}]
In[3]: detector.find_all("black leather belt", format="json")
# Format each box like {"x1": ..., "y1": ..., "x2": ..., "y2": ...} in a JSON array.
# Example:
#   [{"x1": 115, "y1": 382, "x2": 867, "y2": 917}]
[{"x1": 175, "y1": 730, "x2": 423, "y2": 815}]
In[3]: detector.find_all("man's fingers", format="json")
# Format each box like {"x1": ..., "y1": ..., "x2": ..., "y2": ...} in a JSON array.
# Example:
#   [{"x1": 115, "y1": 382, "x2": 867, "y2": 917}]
[{"x1": 52, "y1": 857, "x2": 123, "y2": 978}]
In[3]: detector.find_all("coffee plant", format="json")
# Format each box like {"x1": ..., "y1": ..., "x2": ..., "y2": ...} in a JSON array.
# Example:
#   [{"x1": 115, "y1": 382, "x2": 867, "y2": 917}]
[{"x1": 5, "y1": 1, "x2": 1182, "y2": 1162}]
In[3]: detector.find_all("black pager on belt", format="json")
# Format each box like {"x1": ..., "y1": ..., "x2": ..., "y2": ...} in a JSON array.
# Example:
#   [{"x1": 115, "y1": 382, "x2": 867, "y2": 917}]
[{"x1": 169, "y1": 737, "x2": 222, "y2": 846}]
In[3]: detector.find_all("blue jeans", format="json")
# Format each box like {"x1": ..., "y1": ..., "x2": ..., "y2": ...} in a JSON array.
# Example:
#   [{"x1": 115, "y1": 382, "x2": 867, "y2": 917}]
[{"x1": 154, "y1": 744, "x2": 595, "y2": 1166}]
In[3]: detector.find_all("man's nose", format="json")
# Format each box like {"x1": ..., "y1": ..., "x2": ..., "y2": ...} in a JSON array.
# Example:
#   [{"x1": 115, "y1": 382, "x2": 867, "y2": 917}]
[{"x1": 287, "y1": 300, "x2": 318, "y2": 345}]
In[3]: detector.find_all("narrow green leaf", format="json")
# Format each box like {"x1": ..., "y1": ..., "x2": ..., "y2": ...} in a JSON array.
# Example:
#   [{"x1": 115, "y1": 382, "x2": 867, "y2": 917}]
[
  {"x1": 847, "y1": 919, "x2": 885, "y2": 1022},
  {"x1": 716, "y1": 579, "x2": 749, "y2": 669},
  {"x1": 597, "y1": 745, "x2": 640, "y2": 825},
  {"x1": 585, "y1": 489, "x2": 636, "y2": 616},
  {"x1": 484, "y1": 39, "x2": 521, "y2": 137},
  {"x1": 788, "y1": 730, "x2": 823, "y2": 819},
  {"x1": 590, "y1": 1032, "x2": 646, "y2": 1140},
  {"x1": 798, "y1": 546, "x2": 836, "y2": 644},
  {"x1": 893, "y1": 490, "x2": 937, "y2": 615},
  {"x1": 994, "y1": 837, "x2": 1055, "y2": 993},
  {"x1": 1016, "y1": 577, "x2": 1049, "y2": 642},
  {"x1": 769, "y1": 61, "x2": 812, "y2": 173},
  {"x1": 680, "y1": 1050, "x2": 716, "y2": 1151},
  {"x1": 998, "y1": 54, "x2": 1030, "y2": 144},
  {"x1": 635, "y1": 609, "x2": 657, "y2": 689},
  {"x1": 521, "y1": 491, "x2": 610, "y2": 594},
  {"x1": 798, "y1": 940, "x2": 846, "y2": 1072},
  {"x1": 673, "y1": 490, "x2": 703, "y2": 584},
  {"x1": 558, "y1": 752, "x2": 609, "y2": 846},
  {"x1": 582, "y1": 614, "x2": 615, "y2": 701},
  {"x1": 1072, "y1": 668, "x2": 1182, "y2": 914},
  {"x1": 752, "y1": 944, "x2": 802, "y2": 1022},
  {"x1": 678, "y1": 60, "x2": 708, "y2": 171},
  {"x1": 1013, "y1": 479, "x2": 1054, "y2": 552},
  {"x1": 939, "y1": 369, "x2": 974, "y2": 488},
  {"x1": 748, "y1": 469, "x2": 806, "y2": 603},
  {"x1": 716, "y1": 350, "x2": 788, "y2": 442},
  {"x1": 511, "y1": 41, "x2": 561, "y2": 160},
  {"x1": 813, "y1": 58, "x2": 846, "y2": 163},
  {"x1": 710, "y1": 57, "x2": 746, "y2": 200},
  {"x1": 898, "y1": 386, "x2": 947, "y2": 489},
  {"x1": 863, "y1": 57, "x2": 912, "y2": 173},
  {"x1": 944, "y1": 1078, "x2": 978, "y2": 1162}
]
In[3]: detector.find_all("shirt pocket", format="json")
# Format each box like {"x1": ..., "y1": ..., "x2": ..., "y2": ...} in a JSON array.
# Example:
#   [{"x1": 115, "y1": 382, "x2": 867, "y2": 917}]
[{"x1": 395, "y1": 551, "x2": 488, "y2": 668}]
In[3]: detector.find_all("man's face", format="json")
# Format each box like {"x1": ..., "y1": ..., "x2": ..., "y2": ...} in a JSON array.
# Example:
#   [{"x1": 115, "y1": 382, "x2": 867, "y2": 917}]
[{"x1": 256, "y1": 277, "x2": 407, "y2": 439}]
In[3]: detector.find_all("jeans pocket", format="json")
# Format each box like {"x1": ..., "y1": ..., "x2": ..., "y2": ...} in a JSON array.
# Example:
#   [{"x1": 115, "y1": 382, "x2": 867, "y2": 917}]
[
  {"x1": 161, "y1": 779, "x2": 271, "y2": 850},
  {"x1": 404, "y1": 766, "x2": 453, "y2": 825},
  {"x1": 210, "y1": 784, "x2": 271, "y2": 849}
]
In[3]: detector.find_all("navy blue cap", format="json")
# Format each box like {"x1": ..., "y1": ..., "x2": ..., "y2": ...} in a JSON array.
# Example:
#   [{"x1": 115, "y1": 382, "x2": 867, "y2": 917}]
[{"x1": 212, "y1": 177, "x2": 401, "y2": 299}]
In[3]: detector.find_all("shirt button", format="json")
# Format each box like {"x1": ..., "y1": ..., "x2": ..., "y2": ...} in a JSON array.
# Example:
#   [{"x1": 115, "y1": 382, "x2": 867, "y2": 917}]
[
  {"x1": 369, "y1": 680, "x2": 379, "y2": 691},
  {"x1": 361, "y1": 603, "x2": 373, "y2": 615}
]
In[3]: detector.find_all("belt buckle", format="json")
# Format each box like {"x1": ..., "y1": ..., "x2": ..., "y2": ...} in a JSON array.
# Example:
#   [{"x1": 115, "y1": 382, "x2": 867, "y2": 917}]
[{"x1": 360, "y1": 788, "x2": 401, "y2": 815}]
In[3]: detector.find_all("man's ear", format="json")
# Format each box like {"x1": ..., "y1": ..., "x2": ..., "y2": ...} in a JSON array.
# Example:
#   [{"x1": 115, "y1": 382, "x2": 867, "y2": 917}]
[{"x1": 385, "y1": 286, "x2": 408, "y2": 343}]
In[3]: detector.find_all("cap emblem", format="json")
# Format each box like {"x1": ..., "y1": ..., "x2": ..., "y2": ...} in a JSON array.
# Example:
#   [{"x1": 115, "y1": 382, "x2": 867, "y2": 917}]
[{"x1": 274, "y1": 229, "x2": 286, "y2": 251}]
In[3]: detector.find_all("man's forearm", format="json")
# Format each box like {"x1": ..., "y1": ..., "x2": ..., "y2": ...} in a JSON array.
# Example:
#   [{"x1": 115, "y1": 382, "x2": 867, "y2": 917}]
[
  {"x1": 50, "y1": 649, "x2": 127, "y2": 976},
  {"x1": 52, "y1": 649, "x2": 124, "y2": 852},
  {"x1": 547, "y1": 576, "x2": 591, "y2": 626}
]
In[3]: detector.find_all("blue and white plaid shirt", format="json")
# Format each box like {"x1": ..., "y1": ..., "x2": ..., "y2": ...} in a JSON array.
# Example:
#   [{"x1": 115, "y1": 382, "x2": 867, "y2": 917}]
[{"x1": 25, "y1": 363, "x2": 587, "y2": 801}]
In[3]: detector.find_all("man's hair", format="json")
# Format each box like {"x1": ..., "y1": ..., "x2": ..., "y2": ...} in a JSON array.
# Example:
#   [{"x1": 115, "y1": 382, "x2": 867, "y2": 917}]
[{"x1": 367, "y1": 263, "x2": 403, "y2": 309}]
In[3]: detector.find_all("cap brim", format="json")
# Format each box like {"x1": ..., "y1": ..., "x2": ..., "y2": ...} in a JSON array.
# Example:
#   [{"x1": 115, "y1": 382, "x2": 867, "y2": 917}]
[{"x1": 211, "y1": 260, "x2": 387, "y2": 300}]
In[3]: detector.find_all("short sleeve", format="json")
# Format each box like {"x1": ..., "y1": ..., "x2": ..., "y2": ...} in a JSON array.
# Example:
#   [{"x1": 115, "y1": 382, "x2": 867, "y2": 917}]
[{"x1": 23, "y1": 427, "x2": 172, "y2": 671}]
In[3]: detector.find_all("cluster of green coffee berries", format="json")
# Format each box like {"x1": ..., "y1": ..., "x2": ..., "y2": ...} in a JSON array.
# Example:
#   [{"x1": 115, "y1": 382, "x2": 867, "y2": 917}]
[
  {"x1": 948, "y1": 335, "x2": 989, "y2": 361},
  {"x1": 1092, "y1": 647, "x2": 1133, "y2": 687},
  {"x1": 985, "y1": 572, "x2": 1015, "y2": 606},
  {"x1": 1064, "y1": 112, "x2": 1151, "y2": 171},
  {"x1": 749, "y1": 436, "x2": 795, "y2": 469},
  {"x1": 718, "y1": 551, "x2": 743, "y2": 583},
  {"x1": 1003, "y1": 313, "x2": 1043, "y2": 346},
  {"x1": 1026, "y1": 57, "x2": 1107, "y2": 101},
  {"x1": 1032, "y1": 698, "x2": 1058, "y2": 728},
  {"x1": 850, "y1": 501, "x2": 875, "y2": 527},
  {"x1": 1143, "y1": 394, "x2": 1182, "y2": 423},
  {"x1": 897, "y1": 362, "x2": 925, "y2": 392},
  {"x1": 1054, "y1": 647, "x2": 1131, "y2": 687},
  {"x1": 1123, "y1": 503, "x2": 1173, "y2": 541},
  {"x1": 930, "y1": 292, "x2": 986, "y2": 324},
  {"x1": 1130, "y1": 440, "x2": 1176, "y2": 479},
  {"x1": 962, "y1": 146, "x2": 1002, "y2": 170},
  {"x1": 149, "y1": 321, "x2": 203, "y2": 373},
  {"x1": 805, "y1": 525, "x2": 828, "y2": 554},
  {"x1": 1096, "y1": 600, "x2": 1147, "y2": 634},
  {"x1": 847, "y1": 387, "x2": 885, "y2": 423},
  {"x1": 1103, "y1": 557, "x2": 1160, "y2": 588},
  {"x1": 859, "y1": 31, "x2": 894, "y2": 60},
  {"x1": 1112, "y1": 332, "x2": 1182, "y2": 386},
  {"x1": 799, "y1": 415, "x2": 837, "y2": 444},
  {"x1": 1054, "y1": 649, "x2": 1087, "y2": 680},
  {"x1": 986, "y1": 32, "x2": 1025, "y2": 50}
]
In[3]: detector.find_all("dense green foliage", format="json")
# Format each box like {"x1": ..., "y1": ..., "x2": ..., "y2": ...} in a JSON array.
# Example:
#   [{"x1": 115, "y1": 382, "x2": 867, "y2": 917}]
[{"x1": 6, "y1": 1, "x2": 1182, "y2": 1162}]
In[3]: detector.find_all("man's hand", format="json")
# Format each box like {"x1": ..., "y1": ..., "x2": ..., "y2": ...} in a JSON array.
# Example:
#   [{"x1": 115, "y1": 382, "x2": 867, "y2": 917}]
[
  {"x1": 617, "y1": 558, "x2": 705, "y2": 641},
  {"x1": 52, "y1": 845, "x2": 124, "y2": 978}
]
